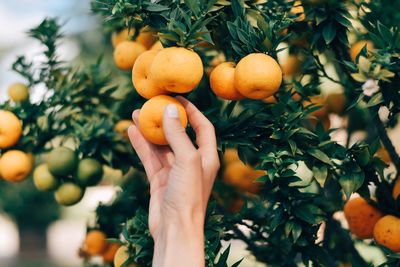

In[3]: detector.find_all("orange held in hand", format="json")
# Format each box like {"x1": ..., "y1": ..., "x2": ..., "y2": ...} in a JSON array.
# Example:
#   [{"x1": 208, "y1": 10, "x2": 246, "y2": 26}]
[
  {"x1": 373, "y1": 215, "x2": 400, "y2": 252},
  {"x1": 113, "y1": 41, "x2": 146, "y2": 71},
  {"x1": 148, "y1": 47, "x2": 203, "y2": 93},
  {"x1": 210, "y1": 62, "x2": 244, "y2": 100},
  {"x1": 84, "y1": 230, "x2": 107, "y2": 256},
  {"x1": 0, "y1": 150, "x2": 32, "y2": 183},
  {"x1": 0, "y1": 110, "x2": 22, "y2": 149},
  {"x1": 139, "y1": 95, "x2": 188, "y2": 145},
  {"x1": 234, "y1": 53, "x2": 282, "y2": 99},
  {"x1": 132, "y1": 50, "x2": 167, "y2": 99},
  {"x1": 343, "y1": 197, "x2": 383, "y2": 239}
]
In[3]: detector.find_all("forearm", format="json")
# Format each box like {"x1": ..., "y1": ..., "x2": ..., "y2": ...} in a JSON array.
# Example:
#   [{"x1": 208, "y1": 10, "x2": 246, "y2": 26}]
[{"x1": 153, "y1": 219, "x2": 205, "y2": 267}]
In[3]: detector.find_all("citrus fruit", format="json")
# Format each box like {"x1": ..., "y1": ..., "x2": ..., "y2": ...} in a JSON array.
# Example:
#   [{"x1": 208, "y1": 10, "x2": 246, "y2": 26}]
[
  {"x1": 115, "y1": 120, "x2": 133, "y2": 139},
  {"x1": 132, "y1": 50, "x2": 168, "y2": 99},
  {"x1": 112, "y1": 29, "x2": 131, "y2": 48},
  {"x1": 112, "y1": 28, "x2": 157, "y2": 49},
  {"x1": 0, "y1": 150, "x2": 32, "y2": 183},
  {"x1": 281, "y1": 54, "x2": 302, "y2": 77},
  {"x1": 148, "y1": 47, "x2": 203, "y2": 93},
  {"x1": 223, "y1": 161, "x2": 264, "y2": 194},
  {"x1": 33, "y1": 163, "x2": 59, "y2": 191},
  {"x1": 8, "y1": 82, "x2": 29, "y2": 102},
  {"x1": 234, "y1": 53, "x2": 282, "y2": 99},
  {"x1": 209, "y1": 62, "x2": 244, "y2": 100},
  {"x1": 0, "y1": 110, "x2": 22, "y2": 149},
  {"x1": 150, "y1": 41, "x2": 163, "y2": 50},
  {"x1": 102, "y1": 243, "x2": 121, "y2": 263},
  {"x1": 263, "y1": 95, "x2": 277, "y2": 103},
  {"x1": 343, "y1": 197, "x2": 383, "y2": 239},
  {"x1": 114, "y1": 41, "x2": 146, "y2": 71},
  {"x1": 54, "y1": 182, "x2": 85, "y2": 206},
  {"x1": 393, "y1": 179, "x2": 400, "y2": 200},
  {"x1": 350, "y1": 40, "x2": 374, "y2": 62},
  {"x1": 376, "y1": 147, "x2": 391, "y2": 164},
  {"x1": 84, "y1": 230, "x2": 107, "y2": 256},
  {"x1": 223, "y1": 148, "x2": 240, "y2": 165},
  {"x1": 291, "y1": 1, "x2": 305, "y2": 21},
  {"x1": 305, "y1": 95, "x2": 327, "y2": 118},
  {"x1": 326, "y1": 93, "x2": 346, "y2": 115},
  {"x1": 114, "y1": 246, "x2": 137, "y2": 267},
  {"x1": 47, "y1": 147, "x2": 78, "y2": 176},
  {"x1": 76, "y1": 158, "x2": 104, "y2": 186},
  {"x1": 373, "y1": 215, "x2": 400, "y2": 252},
  {"x1": 139, "y1": 95, "x2": 188, "y2": 145}
]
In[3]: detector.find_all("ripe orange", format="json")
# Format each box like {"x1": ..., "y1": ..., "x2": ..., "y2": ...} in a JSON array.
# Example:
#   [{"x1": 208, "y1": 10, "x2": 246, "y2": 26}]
[
  {"x1": 113, "y1": 41, "x2": 146, "y2": 71},
  {"x1": 350, "y1": 40, "x2": 374, "y2": 62},
  {"x1": 326, "y1": 93, "x2": 346, "y2": 115},
  {"x1": 150, "y1": 41, "x2": 163, "y2": 50},
  {"x1": 291, "y1": 1, "x2": 305, "y2": 21},
  {"x1": 0, "y1": 110, "x2": 22, "y2": 149},
  {"x1": 132, "y1": 50, "x2": 168, "y2": 99},
  {"x1": 84, "y1": 230, "x2": 107, "y2": 256},
  {"x1": 223, "y1": 148, "x2": 240, "y2": 165},
  {"x1": 148, "y1": 47, "x2": 203, "y2": 93},
  {"x1": 223, "y1": 161, "x2": 264, "y2": 194},
  {"x1": 263, "y1": 95, "x2": 277, "y2": 104},
  {"x1": 344, "y1": 197, "x2": 383, "y2": 239},
  {"x1": 114, "y1": 246, "x2": 137, "y2": 267},
  {"x1": 139, "y1": 95, "x2": 188, "y2": 145},
  {"x1": 8, "y1": 82, "x2": 29, "y2": 102},
  {"x1": 112, "y1": 28, "x2": 157, "y2": 49},
  {"x1": 376, "y1": 147, "x2": 391, "y2": 163},
  {"x1": 115, "y1": 120, "x2": 133, "y2": 139},
  {"x1": 227, "y1": 197, "x2": 244, "y2": 213},
  {"x1": 305, "y1": 95, "x2": 327, "y2": 118},
  {"x1": 234, "y1": 53, "x2": 282, "y2": 99},
  {"x1": 393, "y1": 179, "x2": 400, "y2": 200},
  {"x1": 209, "y1": 62, "x2": 244, "y2": 100},
  {"x1": 102, "y1": 243, "x2": 121, "y2": 263},
  {"x1": 0, "y1": 150, "x2": 32, "y2": 183},
  {"x1": 281, "y1": 55, "x2": 302, "y2": 77},
  {"x1": 373, "y1": 215, "x2": 400, "y2": 252},
  {"x1": 112, "y1": 29, "x2": 130, "y2": 48}
]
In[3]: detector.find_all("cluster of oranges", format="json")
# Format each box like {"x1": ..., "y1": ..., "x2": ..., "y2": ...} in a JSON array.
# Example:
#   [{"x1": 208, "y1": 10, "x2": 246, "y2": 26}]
[
  {"x1": 343, "y1": 182, "x2": 400, "y2": 253},
  {"x1": 81, "y1": 230, "x2": 138, "y2": 267},
  {"x1": 33, "y1": 147, "x2": 104, "y2": 206}
]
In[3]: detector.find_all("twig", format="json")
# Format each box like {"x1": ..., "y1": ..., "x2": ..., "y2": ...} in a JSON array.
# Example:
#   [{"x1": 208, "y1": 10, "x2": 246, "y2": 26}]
[{"x1": 313, "y1": 54, "x2": 347, "y2": 87}]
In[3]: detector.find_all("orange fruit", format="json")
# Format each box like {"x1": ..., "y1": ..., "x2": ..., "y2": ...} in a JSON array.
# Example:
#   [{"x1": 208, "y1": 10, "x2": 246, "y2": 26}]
[
  {"x1": 227, "y1": 197, "x2": 244, "y2": 213},
  {"x1": 373, "y1": 215, "x2": 400, "y2": 252},
  {"x1": 113, "y1": 41, "x2": 146, "y2": 71},
  {"x1": 150, "y1": 41, "x2": 163, "y2": 50},
  {"x1": 148, "y1": 47, "x2": 203, "y2": 93},
  {"x1": 305, "y1": 95, "x2": 327, "y2": 118},
  {"x1": 8, "y1": 82, "x2": 29, "y2": 102},
  {"x1": 0, "y1": 150, "x2": 32, "y2": 183},
  {"x1": 139, "y1": 95, "x2": 188, "y2": 145},
  {"x1": 223, "y1": 148, "x2": 240, "y2": 165},
  {"x1": 350, "y1": 40, "x2": 374, "y2": 62},
  {"x1": 281, "y1": 55, "x2": 303, "y2": 77},
  {"x1": 376, "y1": 147, "x2": 391, "y2": 163},
  {"x1": 223, "y1": 161, "x2": 264, "y2": 194},
  {"x1": 102, "y1": 243, "x2": 121, "y2": 263},
  {"x1": 115, "y1": 120, "x2": 133, "y2": 139},
  {"x1": 263, "y1": 95, "x2": 277, "y2": 103},
  {"x1": 111, "y1": 29, "x2": 130, "y2": 48},
  {"x1": 0, "y1": 110, "x2": 22, "y2": 149},
  {"x1": 132, "y1": 50, "x2": 168, "y2": 99},
  {"x1": 209, "y1": 62, "x2": 244, "y2": 100},
  {"x1": 84, "y1": 230, "x2": 107, "y2": 256},
  {"x1": 112, "y1": 28, "x2": 157, "y2": 49},
  {"x1": 114, "y1": 246, "x2": 137, "y2": 267},
  {"x1": 326, "y1": 93, "x2": 346, "y2": 115},
  {"x1": 234, "y1": 53, "x2": 282, "y2": 99},
  {"x1": 344, "y1": 197, "x2": 383, "y2": 239},
  {"x1": 393, "y1": 179, "x2": 400, "y2": 200},
  {"x1": 291, "y1": 1, "x2": 305, "y2": 21}
]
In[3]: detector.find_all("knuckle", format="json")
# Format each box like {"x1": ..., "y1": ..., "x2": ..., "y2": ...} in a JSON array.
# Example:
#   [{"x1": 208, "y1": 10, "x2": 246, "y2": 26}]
[{"x1": 186, "y1": 151, "x2": 200, "y2": 163}]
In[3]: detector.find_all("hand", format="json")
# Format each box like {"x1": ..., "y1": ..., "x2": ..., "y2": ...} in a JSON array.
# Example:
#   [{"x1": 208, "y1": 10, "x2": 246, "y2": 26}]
[{"x1": 128, "y1": 96, "x2": 220, "y2": 267}]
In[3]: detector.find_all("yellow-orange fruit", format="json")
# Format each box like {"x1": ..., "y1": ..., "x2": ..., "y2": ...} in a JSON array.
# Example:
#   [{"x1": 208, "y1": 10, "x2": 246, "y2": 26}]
[
  {"x1": 115, "y1": 120, "x2": 133, "y2": 139},
  {"x1": 263, "y1": 95, "x2": 277, "y2": 103},
  {"x1": 291, "y1": 1, "x2": 305, "y2": 21},
  {"x1": 210, "y1": 62, "x2": 244, "y2": 100},
  {"x1": 373, "y1": 215, "x2": 400, "y2": 252},
  {"x1": 223, "y1": 161, "x2": 265, "y2": 194},
  {"x1": 84, "y1": 230, "x2": 107, "y2": 256},
  {"x1": 326, "y1": 93, "x2": 346, "y2": 115},
  {"x1": 393, "y1": 179, "x2": 400, "y2": 200},
  {"x1": 112, "y1": 28, "x2": 157, "y2": 49},
  {"x1": 350, "y1": 40, "x2": 374, "y2": 62},
  {"x1": 223, "y1": 148, "x2": 240, "y2": 165},
  {"x1": 344, "y1": 197, "x2": 383, "y2": 239},
  {"x1": 235, "y1": 53, "x2": 282, "y2": 99},
  {"x1": 0, "y1": 110, "x2": 22, "y2": 149},
  {"x1": 114, "y1": 41, "x2": 146, "y2": 71},
  {"x1": 148, "y1": 47, "x2": 203, "y2": 93},
  {"x1": 376, "y1": 147, "x2": 391, "y2": 163},
  {"x1": 102, "y1": 243, "x2": 121, "y2": 263},
  {"x1": 139, "y1": 95, "x2": 188, "y2": 145},
  {"x1": 114, "y1": 246, "x2": 137, "y2": 267},
  {"x1": 8, "y1": 82, "x2": 29, "y2": 102},
  {"x1": 305, "y1": 95, "x2": 327, "y2": 118},
  {"x1": 150, "y1": 41, "x2": 163, "y2": 50},
  {"x1": 112, "y1": 29, "x2": 130, "y2": 48},
  {"x1": 132, "y1": 50, "x2": 168, "y2": 99},
  {"x1": 282, "y1": 55, "x2": 303, "y2": 77},
  {"x1": 0, "y1": 150, "x2": 32, "y2": 183}
]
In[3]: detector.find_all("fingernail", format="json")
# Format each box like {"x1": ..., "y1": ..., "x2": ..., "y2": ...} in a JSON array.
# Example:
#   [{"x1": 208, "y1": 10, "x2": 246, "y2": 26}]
[{"x1": 166, "y1": 104, "x2": 179, "y2": 118}]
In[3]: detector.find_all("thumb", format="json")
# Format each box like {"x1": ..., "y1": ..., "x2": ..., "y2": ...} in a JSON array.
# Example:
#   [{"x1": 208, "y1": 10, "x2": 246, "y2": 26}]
[{"x1": 163, "y1": 104, "x2": 195, "y2": 157}]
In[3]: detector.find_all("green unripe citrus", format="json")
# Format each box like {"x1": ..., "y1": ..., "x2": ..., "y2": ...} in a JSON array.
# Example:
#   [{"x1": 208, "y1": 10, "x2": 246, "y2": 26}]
[
  {"x1": 47, "y1": 147, "x2": 78, "y2": 176},
  {"x1": 54, "y1": 182, "x2": 85, "y2": 206},
  {"x1": 33, "y1": 163, "x2": 59, "y2": 191},
  {"x1": 76, "y1": 158, "x2": 104, "y2": 186}
]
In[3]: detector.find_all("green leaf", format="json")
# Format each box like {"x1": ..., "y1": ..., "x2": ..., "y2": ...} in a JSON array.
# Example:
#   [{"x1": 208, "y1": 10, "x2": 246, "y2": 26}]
[
  {"x1": 308, "y1": 149, "x2": 333, "y2": 165},
  {"x1": 322, "y1": 22, "x2": 336, "y2": 44},
  {"x1": 339, "y1": 172, "x2": 365, "y2": 199}
]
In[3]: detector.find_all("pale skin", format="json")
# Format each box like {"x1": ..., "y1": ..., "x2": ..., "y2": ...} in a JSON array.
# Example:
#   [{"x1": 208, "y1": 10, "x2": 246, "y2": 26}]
[{"x1": 128, "y1": 96, "x2": 220, "y2": 267}]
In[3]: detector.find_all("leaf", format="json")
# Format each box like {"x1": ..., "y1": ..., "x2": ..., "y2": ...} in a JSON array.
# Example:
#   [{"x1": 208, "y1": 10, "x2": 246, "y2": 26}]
[
  {"x1": 351, "y1": 73, "x2": 368, "y2": 83},
  {"x1": 293, "y1": 204, "x2": 317, "y2": 224},
  {"x1": 143, "y1": 2, "x2": 169, "y2": 12},
  {"x1": 339, "y1": 172, "x2": 365, "y2": 199},
  {"x1": 322, "y1": 22, "x2": 336, "y2": 44},
  {"x1": 308, "y1": 148, "x2": 333, "y2": 165},
  {"x1": 184, "y1": 0, "x2": 200, "y2": 17},
  {"x1": 366, "y1": 93, "x2": 383, "y2": 108}
]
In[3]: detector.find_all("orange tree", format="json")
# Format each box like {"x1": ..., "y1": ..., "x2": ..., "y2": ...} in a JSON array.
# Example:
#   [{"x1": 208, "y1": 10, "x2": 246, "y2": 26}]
[{"x1": 1, "y1": 0, "x2": 400, "y2": 266}]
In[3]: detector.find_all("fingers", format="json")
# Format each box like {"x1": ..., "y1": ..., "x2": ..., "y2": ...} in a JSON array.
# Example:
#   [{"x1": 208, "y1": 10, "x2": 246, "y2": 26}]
[
  {"x1": 162, "y1": 104, "x2": 197, "y2": 160},
  {"x1": 176, "y1": 96, "x2": 219, "y2": 173},
  {"x1": 127, "y1": 124, "x2": 163, "y2": 179}
]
